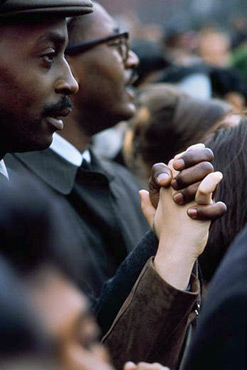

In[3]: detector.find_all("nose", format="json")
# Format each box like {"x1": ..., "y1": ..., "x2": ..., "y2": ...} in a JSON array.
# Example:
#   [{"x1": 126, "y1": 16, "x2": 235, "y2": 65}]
[
  {"x1": 55, "y1": 58, "x2": 79, "y2": 95},
  {"x1": 125, "y1": 49, "x2": 139, "y2": 69}
]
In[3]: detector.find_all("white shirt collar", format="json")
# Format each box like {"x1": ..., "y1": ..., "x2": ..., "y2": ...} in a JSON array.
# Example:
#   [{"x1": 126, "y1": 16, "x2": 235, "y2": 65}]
[
  {"x1": 0, "y1": 159, "x2": 9, "y2": 180},
  {"x1": 50, "y1": 133, "x2": 91, "y2": 167}
]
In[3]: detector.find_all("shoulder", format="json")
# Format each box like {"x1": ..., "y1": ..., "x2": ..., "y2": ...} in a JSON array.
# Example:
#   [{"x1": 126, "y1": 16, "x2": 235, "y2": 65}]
[{"x1": 101, "y1": 158, "x2": 142, "y2": 187}]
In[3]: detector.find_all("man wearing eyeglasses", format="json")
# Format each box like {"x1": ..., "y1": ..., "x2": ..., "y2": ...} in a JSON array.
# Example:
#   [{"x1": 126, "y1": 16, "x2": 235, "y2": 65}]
[
  {"x1": 6, "y1": 2, "x2": 150, "y2": 296},
  {"x1": 65, "y1": 11, "x2": 137, "y2": 134},
  {"x1": 4, "y1": 2, "x2": 227, "y2": 369}
]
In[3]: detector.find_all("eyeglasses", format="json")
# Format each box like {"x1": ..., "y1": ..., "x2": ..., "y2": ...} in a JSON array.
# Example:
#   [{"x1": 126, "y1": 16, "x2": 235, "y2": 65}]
[{"x1": 65, "y1": 31, "x2": 130, "y2": 62}]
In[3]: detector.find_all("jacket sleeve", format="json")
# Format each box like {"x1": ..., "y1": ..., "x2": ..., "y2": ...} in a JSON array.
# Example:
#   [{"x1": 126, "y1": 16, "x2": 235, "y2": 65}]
[
  {"x1": 102, "y1": 258, "x2": 200, "y2": 370},
  {"x1": 94, "y1": 231, "x2": 159, "y2": 335}
]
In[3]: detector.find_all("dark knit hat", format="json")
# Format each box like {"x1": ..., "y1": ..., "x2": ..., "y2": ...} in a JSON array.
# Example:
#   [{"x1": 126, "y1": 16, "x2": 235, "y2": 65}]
[{"x1": 0, "y1": 0, "x2": 93, "y2": 18}]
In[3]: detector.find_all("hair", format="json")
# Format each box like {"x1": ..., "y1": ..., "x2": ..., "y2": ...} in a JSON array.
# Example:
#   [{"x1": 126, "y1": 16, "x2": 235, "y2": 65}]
[
  {"x1": 0, "y1": 255, "x2": 51, "y2": 360},
  {"x1": 123, "y1": 83, "x2": 232, "y2": 187},
  {"x1": 131, "y1": 41, "x2": 171, "y2": 86},
  {"x1": 199, "y1": 116, "x2": 247, "y2": 282},
  {"x1": 67, "y1": 16, "x2": 87, "y2": 45},
  {"x1": 67, "y1": 1, "x2": 97, "y2": 46},
  {"x1": 0, "y1": 176, "x2": 89, "y2": 293}
]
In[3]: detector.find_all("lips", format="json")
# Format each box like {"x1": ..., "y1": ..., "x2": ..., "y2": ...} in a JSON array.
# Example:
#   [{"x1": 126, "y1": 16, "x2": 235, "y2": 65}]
[
  {"x1": 43, "y1": 107, "x2": 72, "y2": 131},
  {"x1": 125, "y1": 72, "x2": 138, "y2": 101},
  {"x1": 44, "y1": 117, "x2": 64, "y2": 131},
  {"x1": 125, "y1": 72, "x2": 138, "y2": 87},
  {"x1": 125, "y1": 86, "x2": 135, "y2": 100}
]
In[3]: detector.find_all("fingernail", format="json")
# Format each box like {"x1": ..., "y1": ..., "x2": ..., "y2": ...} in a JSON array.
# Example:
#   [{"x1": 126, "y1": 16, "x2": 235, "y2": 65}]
[
  {"x1": 173, "y1": 158, "x2": 185, "y2": 170},
  {"x1": 124, "y1": 362, "x2": 135, "y2": 369},
  {"x1": 188, "y1": 208, "x2": 197, "y2": 218},
  {"x1": 157, "y1": 173, "x2": 170, "y2": 183},
  {"x1": 173, "y1": 192, "x2": 184, "y2": 205}
]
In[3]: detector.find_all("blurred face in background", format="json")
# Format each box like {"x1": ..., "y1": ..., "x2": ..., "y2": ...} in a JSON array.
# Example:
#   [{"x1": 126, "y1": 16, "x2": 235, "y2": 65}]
[
  {"x1": 66, "y1": 3, "x2": 139, "y2": 135},
  {"x1": 28, "y1": 267, "x2": 113, "y2": 370},
  {"x1": 198, "y1": 29, "x2": 231, "y2": 67}
]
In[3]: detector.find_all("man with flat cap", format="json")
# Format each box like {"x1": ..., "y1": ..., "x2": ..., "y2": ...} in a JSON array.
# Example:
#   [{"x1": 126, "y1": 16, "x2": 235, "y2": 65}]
[
  {"x1": 3, "y1": 2, "x2": 228, "y2": 369},
  {"x1": 0, "y1": 0, "x2": 92, "y2": 183},
  {"x1": 0, "y1": 0, "x2": 92, "y2": 17},
  {"x1": 5, "y1": 1, "x2": 150, "y2": 296}
]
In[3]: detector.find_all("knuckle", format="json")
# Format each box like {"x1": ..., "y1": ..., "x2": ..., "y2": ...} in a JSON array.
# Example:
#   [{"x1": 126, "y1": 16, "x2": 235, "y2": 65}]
[
  {"x1": 183, "y1": 147, "x2": 214, "y2": 165},
  {"x1": 197, "y1": 188, "x2": 207, "y2": 197},
  {"x1": 180, "y1": 189, "x2": 194, "y2": 203},
  {"x1": 152, "y1": 162, "x2": 167, "y2": 173},
  {"x1": 153, "y1": 162, "x2": 166, "y2": 168}
]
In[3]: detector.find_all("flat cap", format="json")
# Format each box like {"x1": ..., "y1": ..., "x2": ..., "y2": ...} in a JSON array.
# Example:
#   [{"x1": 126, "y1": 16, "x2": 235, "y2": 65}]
[{"x1": 0, "y1": 0, "x2": 93, "y2": 18}]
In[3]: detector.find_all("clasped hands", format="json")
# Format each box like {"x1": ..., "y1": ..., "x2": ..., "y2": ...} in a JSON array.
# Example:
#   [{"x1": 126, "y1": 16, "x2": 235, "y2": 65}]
[{"x1": 139, "y1": 144, "x2": 226, "y2": 290}]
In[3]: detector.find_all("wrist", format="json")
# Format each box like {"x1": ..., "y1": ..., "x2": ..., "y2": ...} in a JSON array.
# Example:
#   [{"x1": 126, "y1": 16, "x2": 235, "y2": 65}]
[{"x1": 154, "y1": 243, "x2": 197, "y2": 290}]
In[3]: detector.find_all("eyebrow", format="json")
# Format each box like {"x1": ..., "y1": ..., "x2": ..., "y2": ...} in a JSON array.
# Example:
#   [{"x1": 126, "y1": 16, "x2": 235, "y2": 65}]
[{"x1": 36, "y1": 31, "x2": 67, "y2": 47}]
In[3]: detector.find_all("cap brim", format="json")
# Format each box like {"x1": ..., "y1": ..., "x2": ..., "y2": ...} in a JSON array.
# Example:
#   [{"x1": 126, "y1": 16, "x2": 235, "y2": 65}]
[{"x1": 0, "y1": 1, "x2": 93, "y2": 18}]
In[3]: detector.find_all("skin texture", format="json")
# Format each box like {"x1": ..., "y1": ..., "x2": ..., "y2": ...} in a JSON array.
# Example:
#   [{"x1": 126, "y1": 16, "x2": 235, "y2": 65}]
[
  {"x1": 140, "y1": 163, "x2": 223, "y2": 290},
  {"x1": 61, "y1": 3, "x2": 139, "y2": 152},
  {"x1": 29, "y1": 267, "x2": 113, "y2": 370},
  {"x1": 148, "y1": 144, "x2": 227, "y2": 220},
  {"x1": 0, "y1": 17, "x2": 78, "y2": 158}
]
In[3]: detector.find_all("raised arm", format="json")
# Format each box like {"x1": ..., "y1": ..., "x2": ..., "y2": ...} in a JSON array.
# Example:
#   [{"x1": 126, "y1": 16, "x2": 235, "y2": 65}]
[
  {"x1": 102, "y1": 164, "x2": 224, "y2": 369},
  {"x1": 148, "y1": 170, "x2": 223, "y2": 290}
]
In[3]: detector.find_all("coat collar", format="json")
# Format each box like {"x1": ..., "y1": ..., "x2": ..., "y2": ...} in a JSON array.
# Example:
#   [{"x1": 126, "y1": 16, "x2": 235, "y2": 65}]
[
  {"x1": 13, "y1": 148, "x2": 115, "y2": 195},
  {"x1": 13, "y1": 150, "x2": 78, "y2": 195}
]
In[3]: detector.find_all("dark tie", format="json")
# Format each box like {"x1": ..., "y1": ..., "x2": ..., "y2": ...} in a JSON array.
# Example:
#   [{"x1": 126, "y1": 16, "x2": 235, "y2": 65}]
[{"x1": 81, "y1": 159, "x2": 91, "y2": 170}]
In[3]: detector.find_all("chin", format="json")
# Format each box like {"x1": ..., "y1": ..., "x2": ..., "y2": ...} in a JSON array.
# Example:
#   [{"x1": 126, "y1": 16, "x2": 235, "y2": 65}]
[
  {"x1": 15, "y1": 136, "x2": 53, "y2": 153},
  {"x1": 121, "y1": 103, "x2": 136, "y2": 120}
]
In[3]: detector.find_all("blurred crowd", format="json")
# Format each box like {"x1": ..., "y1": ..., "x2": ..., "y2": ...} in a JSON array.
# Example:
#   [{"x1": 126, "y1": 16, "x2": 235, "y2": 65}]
[{"x1": 93, "y1": 10, "x2": 247, "y2": 160}]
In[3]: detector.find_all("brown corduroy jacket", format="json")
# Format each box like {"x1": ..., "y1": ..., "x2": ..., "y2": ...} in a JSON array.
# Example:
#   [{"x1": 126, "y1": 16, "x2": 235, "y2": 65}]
[{"x1": 103, "y1": 258, "x2": 200, "y2": 370}]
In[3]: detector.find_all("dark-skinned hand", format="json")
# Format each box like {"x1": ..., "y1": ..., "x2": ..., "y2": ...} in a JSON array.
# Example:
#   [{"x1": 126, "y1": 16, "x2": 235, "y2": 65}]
[{"x1": 148, "y1": 144, "x2": 227, "y2": 220}]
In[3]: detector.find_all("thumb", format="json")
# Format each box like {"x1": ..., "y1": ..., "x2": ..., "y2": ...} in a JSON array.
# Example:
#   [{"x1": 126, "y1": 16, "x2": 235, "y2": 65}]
[{"x1": 139, "y1": 190, "x2": 156, "y2": 228}]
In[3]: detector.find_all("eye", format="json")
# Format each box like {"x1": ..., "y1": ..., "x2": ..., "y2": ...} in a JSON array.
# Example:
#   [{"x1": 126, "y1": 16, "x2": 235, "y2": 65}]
[
  {"x1": 43, "y1": 53, "x2": 55, "y2": 63},
  {"x1": 77, "y1": 317, "x2": 100, "y2": 351},
  {"x1": 40, "y1": 49, "x2": 57, "y2": 67},
  {"x1": 80, "y1": 336, "x2": 99, "y2": 351},
  {"x1": 108, "y1": 39, "x2": 123, "y2": 48}
]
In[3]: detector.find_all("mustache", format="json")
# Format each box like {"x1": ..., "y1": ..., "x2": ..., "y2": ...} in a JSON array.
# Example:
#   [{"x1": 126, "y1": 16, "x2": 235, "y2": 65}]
[{"x1": 43, "y1": 97, "x2": 73, "y2": 117}]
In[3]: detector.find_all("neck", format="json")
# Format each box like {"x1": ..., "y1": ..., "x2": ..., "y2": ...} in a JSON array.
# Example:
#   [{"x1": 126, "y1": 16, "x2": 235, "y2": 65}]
[{"x1": 59, "y1": 108, "x2": 92, "y2": 153}]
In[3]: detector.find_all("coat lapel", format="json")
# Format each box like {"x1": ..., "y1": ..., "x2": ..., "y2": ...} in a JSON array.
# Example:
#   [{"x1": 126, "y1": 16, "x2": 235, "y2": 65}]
[{"x1": 10, "y1": 149, "x2": 78, "y2": 195}]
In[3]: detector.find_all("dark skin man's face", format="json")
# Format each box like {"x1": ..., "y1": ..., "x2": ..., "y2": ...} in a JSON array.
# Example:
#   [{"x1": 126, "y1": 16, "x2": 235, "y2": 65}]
[
  {"x1": 67, "y1": 4, "x2": 139, "y2": 135},
  {"x1": 0, "y1": 17, "x2": 78, "y2": 157}
]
